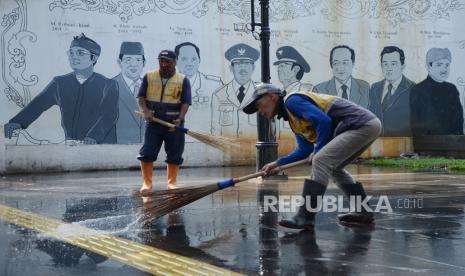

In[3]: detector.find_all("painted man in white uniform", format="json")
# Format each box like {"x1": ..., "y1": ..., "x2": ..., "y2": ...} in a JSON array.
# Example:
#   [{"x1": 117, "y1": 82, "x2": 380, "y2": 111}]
[
  {"x1": 273, "y1": 46, "x2": 313, "y2": 138},
  {"x1": 274, "y1": 46, "x2": 313, "y2": 93},
  {"x1": 211, "y1": 43, "x2": 260, "y2": 138},
  {"x1": 175, "y1": 42, "x2": 223, "y2": 133}
]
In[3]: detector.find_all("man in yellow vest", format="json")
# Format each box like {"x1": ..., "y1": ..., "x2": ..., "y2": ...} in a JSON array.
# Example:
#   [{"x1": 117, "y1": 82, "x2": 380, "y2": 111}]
[
  {"x1": 137, "y1": 50, "x2": 191, "y2": 194},
  {"x1": 242, "y1": 83, "x2": 382, "y2": 229}
]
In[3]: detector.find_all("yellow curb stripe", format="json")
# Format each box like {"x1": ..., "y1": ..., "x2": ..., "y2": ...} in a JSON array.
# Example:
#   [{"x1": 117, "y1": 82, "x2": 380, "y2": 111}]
[{"x1": 0, "y1": 203, "x2": 242, "y2": 276}]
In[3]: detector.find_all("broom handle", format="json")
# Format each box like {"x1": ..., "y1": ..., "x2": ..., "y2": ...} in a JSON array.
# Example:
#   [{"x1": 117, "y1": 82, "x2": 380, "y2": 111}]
[
  {"x1": 235, "y1": 157, "x2": 312, "y2": 183},
  {"x1": 134, "y1": 111, "x2": 176, "y2": 128},
  {"x1": 135, "y1": 111, "x2": 191, "y2": 134},
  {"x1": 217, "y1": 158, "x2": 312, "y2": 189}
]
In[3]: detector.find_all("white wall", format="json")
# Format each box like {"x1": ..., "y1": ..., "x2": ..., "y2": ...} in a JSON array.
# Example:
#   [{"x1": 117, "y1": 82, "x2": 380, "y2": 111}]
[
  {"x1": 1, "y1": 0, "x2": 464, "y2": 173},
  {"x1": 1, "y1": 141, "x2": 227, "y2": 174},
  {"x1": 0, "y1": 126, "x2": 5, "y2": 173}
]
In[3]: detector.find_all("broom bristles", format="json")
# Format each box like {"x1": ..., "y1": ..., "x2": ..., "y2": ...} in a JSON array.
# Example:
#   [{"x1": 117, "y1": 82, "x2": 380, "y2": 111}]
[
  {"x1": 187, "y1": 130, "x2": 240, "y2": 153},
  {"x1": 137, "y1": 184, "x2": 220, "y2": 222},
  {"x1": 136, "y1": 159, "x2": 312, "y2": 224},
  {"x1": 134, "y1": 111, "x2": 239, "y2": 153}
]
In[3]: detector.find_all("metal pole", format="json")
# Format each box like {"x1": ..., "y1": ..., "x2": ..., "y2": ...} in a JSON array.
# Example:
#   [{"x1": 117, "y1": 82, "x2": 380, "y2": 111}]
[
  {"x1": 257, "y1": 184, "x2": 280, "y2": 274},
  {"x1": 253, "y1": 3, "x2": 281, "y2": 273},
  {"x1": 255, "y1": 0, "x2": 278, "y2": 172}
]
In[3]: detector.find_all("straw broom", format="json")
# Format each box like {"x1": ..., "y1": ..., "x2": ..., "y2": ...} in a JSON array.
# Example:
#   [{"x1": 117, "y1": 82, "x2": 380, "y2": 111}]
[
  {"x1": 135, "y1": 111, "x2": 239, "y2": 153},
  {"x1": 136, "y1": 158, "x2": 312, "y2": 222}
]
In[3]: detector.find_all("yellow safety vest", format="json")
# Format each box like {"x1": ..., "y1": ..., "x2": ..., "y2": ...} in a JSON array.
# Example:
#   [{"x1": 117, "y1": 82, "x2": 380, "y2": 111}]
[
  {"x1": 146, "y1": 70, "x2": 184, "y2": 103},
  {"x1": 145, "y1": 70, "x2": 185, "y2": 118},
  {"x1": 284, "y1": 91, "x2": 336, "y2": 143}
]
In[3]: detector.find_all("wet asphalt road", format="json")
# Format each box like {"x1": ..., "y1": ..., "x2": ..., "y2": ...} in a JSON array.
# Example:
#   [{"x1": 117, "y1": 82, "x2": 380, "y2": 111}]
[{"x1": 1, "y1": 165, "x2": 465, "y2": 275}]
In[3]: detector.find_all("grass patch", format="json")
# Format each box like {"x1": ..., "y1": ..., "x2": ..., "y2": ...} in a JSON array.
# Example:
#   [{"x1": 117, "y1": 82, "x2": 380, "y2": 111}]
[{"x1": 361, "y1": 157, "x2": 465, "y2": 172}]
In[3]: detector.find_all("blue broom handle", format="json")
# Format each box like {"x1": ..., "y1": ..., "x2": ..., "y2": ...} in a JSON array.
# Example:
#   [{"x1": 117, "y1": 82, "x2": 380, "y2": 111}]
[{"x1": 217, "y1": 157, "x2": 312, "y2": 189}]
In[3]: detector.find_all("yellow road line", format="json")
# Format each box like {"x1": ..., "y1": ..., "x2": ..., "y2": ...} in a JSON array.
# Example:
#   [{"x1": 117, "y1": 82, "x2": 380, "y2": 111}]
[{"x1": 0, "y1": 203, "x2": 242, "y2": 276}]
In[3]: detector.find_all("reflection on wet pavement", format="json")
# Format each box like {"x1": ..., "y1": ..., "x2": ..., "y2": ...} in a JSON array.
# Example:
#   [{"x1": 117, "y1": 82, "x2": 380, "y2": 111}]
[{"x1": 1, "y1": 165, "x2": 465, "y2": 275}]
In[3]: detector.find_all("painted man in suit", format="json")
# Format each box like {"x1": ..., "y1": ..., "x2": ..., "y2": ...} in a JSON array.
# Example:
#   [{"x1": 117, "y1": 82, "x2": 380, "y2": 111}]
[
  {"x1": 314, "y1": 45, "x2": 369, "y2": 108},
  {"x1": 368, "y1": 46, "x2": 415, "y2": 136},
  {"x1": 211, "y1": 43, "x2": 260, "y2": 137},
  {"x1": 113, "y1": 42, "x2": 146, "y2": 144},
  {"x1": 4, "y1": 33, "x2": 118, "y2": 144},
  {"x1": 410, "y1": 48, "x2": 463, "y2": 135},
  {"x1": 175, "y1": 42, "x2": 223, "y2": 133}
]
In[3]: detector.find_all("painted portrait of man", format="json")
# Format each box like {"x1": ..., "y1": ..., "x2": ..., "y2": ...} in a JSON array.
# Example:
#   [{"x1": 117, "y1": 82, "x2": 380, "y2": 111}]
[
  {"x1": 113, "y1": 41, "x2": 146, "y2": 144},
  {"x1": 368, "y1": 46, "x2": 415, "y2": 136},
  {"x1": 410, "y1": 48, "x2": 463, "y2": 135},
  {"x1": 175, "y1": 42, "x2": 223, "y2": 133},
  {"x1": 314, "y1": 45, "x2": 369, "y2": 108},
  {"x1": 4, "y1": 33, "x2": 119, "y2": 144},
  {"x1": 211, "y1": 43, "x2": 259, "y2": 137}
]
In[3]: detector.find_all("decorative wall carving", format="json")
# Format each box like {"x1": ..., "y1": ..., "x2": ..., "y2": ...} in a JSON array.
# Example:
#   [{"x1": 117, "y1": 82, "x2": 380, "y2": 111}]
[{"x1": 1, "y1": 0, "x2": 38, "y2": 108}]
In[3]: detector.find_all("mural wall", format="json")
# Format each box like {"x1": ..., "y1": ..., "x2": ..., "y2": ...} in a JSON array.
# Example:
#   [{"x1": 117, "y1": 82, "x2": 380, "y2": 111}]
[{"x1": 1, "y1": 0, "x2": 465, "y2": 152}]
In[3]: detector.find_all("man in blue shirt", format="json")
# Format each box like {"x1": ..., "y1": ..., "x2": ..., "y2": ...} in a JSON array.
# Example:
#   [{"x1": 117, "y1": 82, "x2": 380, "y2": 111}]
[
  {"x1": 138, "y1": 50, "x2": 192, "y2": 194},
  {"x1": 242, "y1": 83, "x2": 382, "y2": 229}
]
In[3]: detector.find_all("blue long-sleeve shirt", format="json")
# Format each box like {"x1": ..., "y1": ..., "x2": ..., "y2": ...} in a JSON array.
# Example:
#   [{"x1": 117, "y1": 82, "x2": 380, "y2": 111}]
[{"x1": 277, "y1": 95, "x2": 333, "y2": 165}]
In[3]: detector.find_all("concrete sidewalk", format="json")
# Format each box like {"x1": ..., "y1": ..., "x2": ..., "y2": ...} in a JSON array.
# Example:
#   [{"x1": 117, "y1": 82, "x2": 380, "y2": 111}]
[{"x1": 1, "y1": 165, "x2": 465, "y2": 275}]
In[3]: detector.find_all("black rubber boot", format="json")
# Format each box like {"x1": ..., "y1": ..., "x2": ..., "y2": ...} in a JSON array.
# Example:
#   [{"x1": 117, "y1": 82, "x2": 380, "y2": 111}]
[
  {"x1": 338, "y1": 182, "x2": 374, "y2": 225},
  {"x1": 278, "y1": 179, "x2": 327, "y2": 230}
]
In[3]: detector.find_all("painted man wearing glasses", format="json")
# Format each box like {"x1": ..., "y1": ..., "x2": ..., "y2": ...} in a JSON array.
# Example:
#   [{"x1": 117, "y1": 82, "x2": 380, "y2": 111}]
[{"x1": 4, "y1": 33, "x2": 119, "y2": 144}]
